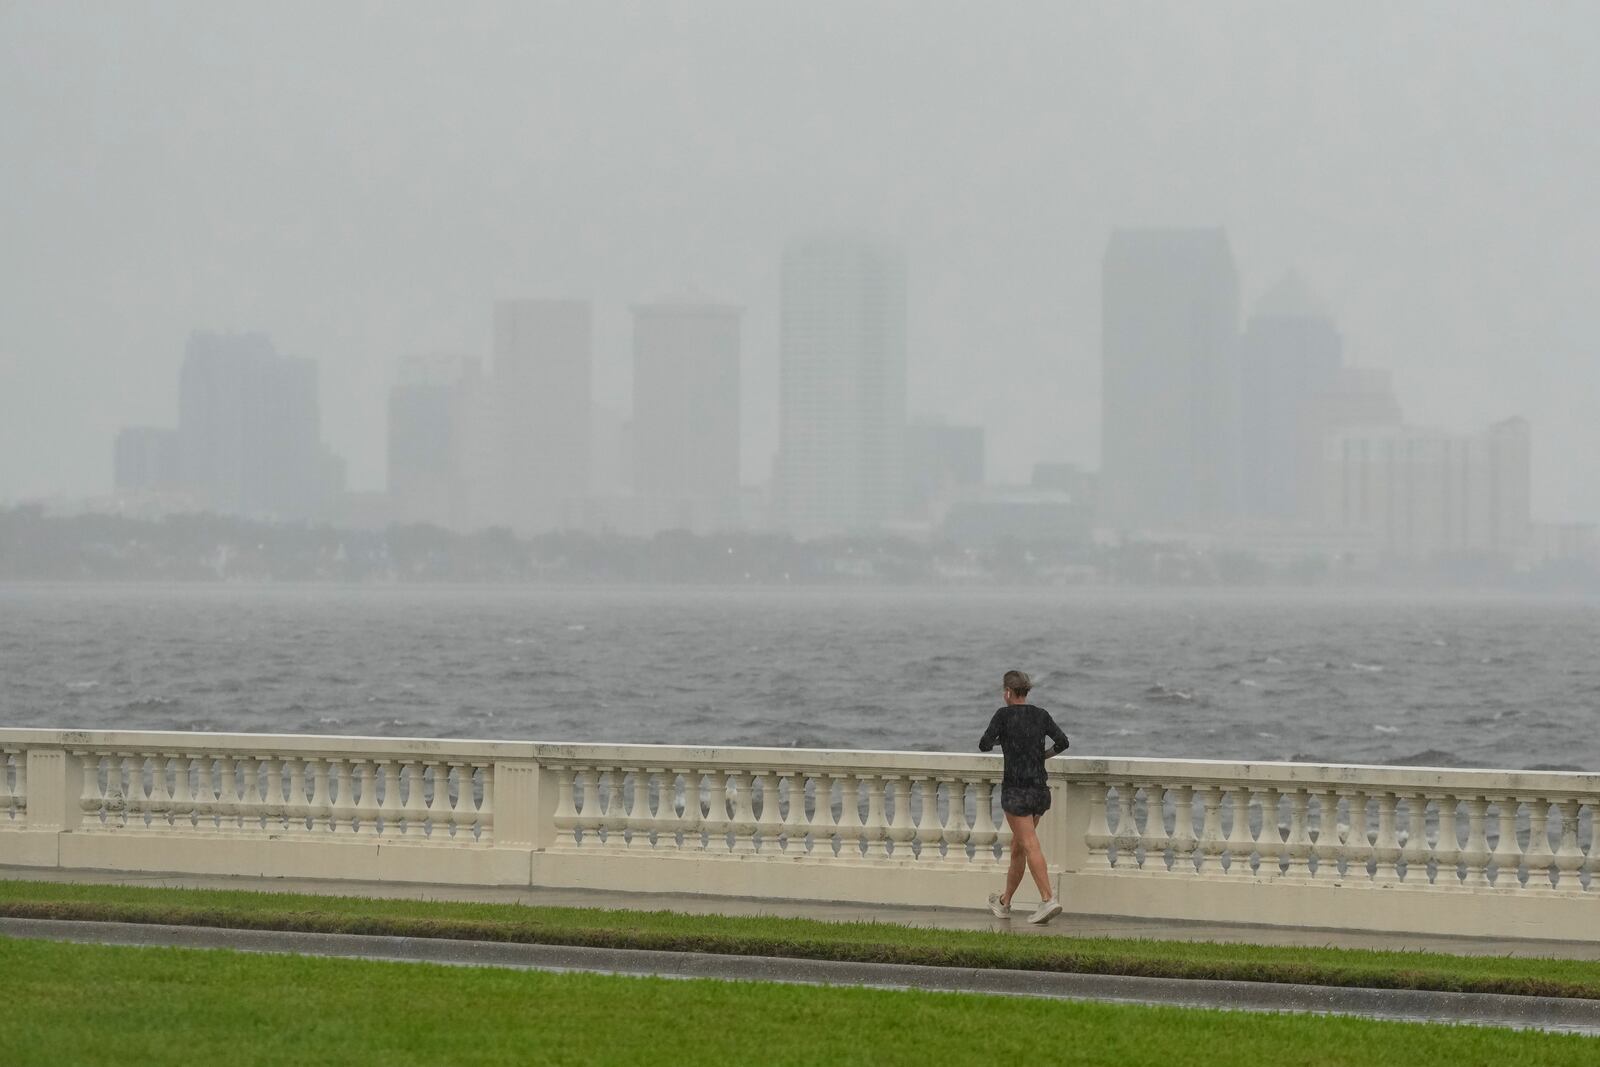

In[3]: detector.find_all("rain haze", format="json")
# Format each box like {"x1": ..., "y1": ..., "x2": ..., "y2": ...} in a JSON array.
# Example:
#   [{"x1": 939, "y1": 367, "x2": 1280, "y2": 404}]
[
  {"x1": 1, "y1": 1, "x2": 1597, "y2": 520},
  {"x1": 2, "y1": 3, "x2": 1599, "y2": 770}
]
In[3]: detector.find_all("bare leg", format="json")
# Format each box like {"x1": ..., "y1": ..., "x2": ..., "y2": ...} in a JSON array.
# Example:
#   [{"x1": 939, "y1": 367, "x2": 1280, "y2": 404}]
[
  {"x1": 1001, "y1": 835, "x2": 1027, "y2": 906},
  {"x1": 1005, "y1": 811, "x2": 1053, "y2": 902}
]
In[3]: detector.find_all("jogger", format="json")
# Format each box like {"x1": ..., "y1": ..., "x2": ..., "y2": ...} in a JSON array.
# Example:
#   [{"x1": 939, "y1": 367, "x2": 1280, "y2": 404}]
[{"x1": 978, "y1": 670, "x2": 1068, "y2": 924}]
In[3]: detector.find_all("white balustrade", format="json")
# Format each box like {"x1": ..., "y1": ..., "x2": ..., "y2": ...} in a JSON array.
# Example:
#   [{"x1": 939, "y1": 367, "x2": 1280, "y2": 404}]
[
  {"x1": 3, "y1": 730, "x2": 1598, "y2": 937},
  {"x1": 52, "y1": 743, "x2": 494, "y2": 844}
]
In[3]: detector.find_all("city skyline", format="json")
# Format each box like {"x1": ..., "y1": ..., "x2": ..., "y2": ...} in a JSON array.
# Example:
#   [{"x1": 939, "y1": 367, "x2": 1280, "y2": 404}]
[{"x1": 4, "y1": 4, "x2": 1597, "y2": 522}]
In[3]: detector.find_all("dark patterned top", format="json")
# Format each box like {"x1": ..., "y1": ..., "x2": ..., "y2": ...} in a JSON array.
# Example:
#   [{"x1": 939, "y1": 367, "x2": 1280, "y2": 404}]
[{"x1": 978, "y1": 704, "x2": 1069, "y2": 789}]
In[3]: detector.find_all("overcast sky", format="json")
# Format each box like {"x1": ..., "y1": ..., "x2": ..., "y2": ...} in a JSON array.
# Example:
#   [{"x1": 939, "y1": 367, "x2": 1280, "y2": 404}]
[{"x1": 2, "y1": 1, "x2": 1596, "y2": 520}]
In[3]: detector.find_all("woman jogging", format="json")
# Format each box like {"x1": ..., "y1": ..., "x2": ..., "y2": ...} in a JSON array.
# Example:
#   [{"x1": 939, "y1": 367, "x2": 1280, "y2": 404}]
[{"x1": 978, "y1": 669, "x2": 1068, "y2": 924}]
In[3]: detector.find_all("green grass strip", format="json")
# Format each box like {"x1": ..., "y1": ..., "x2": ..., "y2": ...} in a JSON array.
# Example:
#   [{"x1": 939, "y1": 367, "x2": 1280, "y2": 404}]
[
  {"x1": 2, "y1": 937, "x2": 1597, "y2": 1066},
  {"x1": 4, "y1": 878, "x2": 1599, "y2": 1001}
]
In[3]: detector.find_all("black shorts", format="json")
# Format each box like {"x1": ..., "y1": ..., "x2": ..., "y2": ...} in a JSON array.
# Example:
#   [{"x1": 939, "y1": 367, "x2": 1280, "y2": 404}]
[{"x1": 1000, "y1": 784, "x2": 1051, "y2": 818}]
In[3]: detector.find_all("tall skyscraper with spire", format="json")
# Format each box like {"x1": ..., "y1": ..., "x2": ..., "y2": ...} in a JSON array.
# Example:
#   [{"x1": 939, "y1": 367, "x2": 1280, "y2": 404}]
[
  {"x1": 776, "y1": 234, "x2": 907, "y2": 537},
  {"x1": 1100, "y1": 228, "x2": 1240, "y2": 530}
]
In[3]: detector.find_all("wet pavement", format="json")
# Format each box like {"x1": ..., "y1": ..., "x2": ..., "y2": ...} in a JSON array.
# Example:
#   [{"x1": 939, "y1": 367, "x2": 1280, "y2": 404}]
[{"x1": 4, "y1": 915, "x2": 1599, "y2": 1035}]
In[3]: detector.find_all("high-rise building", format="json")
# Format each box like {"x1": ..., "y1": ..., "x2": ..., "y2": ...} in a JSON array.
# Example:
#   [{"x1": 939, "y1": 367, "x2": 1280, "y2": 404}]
[
  {"x1": 630, "y1": 297, "x2": 742, "y2": 532},
  {"x1": 1323, "y1": 417, "x2": 1531, "y2": 559},
  {"x1": 1100, "y1": 228, "x2": 1240, "y2": 530},
  {"x1": 386, "y1": 355, "x2": 461, "y2": 526},
  {"x1": 1238, "y1": 272, "x2": 1344, "y2": 521},
  {"x1": 113, "y1": 427, "x2": 181, "y2": 492},
  {"x1": 776, "y1": 234, "x2": 907, "y2": 537},
  {"x1": 177, "y1": 331, "x2": 330, "y2": 518},
  {"x1": 905, "y1": 419, "x2": 984, "y2": 518},
  {"x1": 451, "y1": 357, "x2": 505, "y2": 532},
  {"x1": 493, "y1": 299, "x2": 592, "y2": 532}
]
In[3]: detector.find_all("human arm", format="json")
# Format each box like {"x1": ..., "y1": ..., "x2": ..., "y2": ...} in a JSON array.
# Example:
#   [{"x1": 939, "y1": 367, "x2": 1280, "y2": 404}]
[
  {"x1": 1043, "y1": 710, "x2": 1069, "y2": 759},
  {"x1": 978, "y1": 709, "x2": 1003, "y2": 752}
]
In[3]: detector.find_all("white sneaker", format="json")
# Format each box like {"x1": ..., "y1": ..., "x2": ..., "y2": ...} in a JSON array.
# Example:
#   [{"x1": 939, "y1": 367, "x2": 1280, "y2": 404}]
[
  {"x1": 987, "y1": 892, "x2": 1011, "y2": 919},
  {"x1": 1027, "y1": 897, "x2": 1063, "y2": 925}
]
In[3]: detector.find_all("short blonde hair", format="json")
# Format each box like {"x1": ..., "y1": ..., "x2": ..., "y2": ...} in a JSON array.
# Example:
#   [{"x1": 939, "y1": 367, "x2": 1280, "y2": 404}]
[{"x1": 1002, "y1": 670, "x2": 1032, "y2": 697}]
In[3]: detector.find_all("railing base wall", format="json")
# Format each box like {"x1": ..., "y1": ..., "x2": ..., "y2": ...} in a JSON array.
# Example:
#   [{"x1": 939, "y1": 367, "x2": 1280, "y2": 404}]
[
  {"x1": 529, "y1": 850, "x2": 1032, "y2": 910},
  {"x1": 1060, "y1": 870, "x2": 1599, "y2": 943},
  {"x1": 0, "y1": 831, "x2": 59, "y2": 869}
]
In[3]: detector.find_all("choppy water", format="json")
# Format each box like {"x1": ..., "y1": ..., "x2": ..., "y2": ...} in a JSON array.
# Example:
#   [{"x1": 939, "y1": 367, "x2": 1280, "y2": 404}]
[{"x1": 2, "y1": 585, "x2": 1597, "y2": 772}]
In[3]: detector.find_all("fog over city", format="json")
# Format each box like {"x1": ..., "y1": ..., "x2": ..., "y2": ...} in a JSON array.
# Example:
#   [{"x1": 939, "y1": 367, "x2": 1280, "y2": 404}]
[{"x1": 2, "y1": 2, "x2": 1598, "y2": 585}]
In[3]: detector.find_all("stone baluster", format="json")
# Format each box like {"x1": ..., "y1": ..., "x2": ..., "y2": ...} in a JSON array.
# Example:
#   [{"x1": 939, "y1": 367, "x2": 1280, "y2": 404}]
[
  {"x1": 885, "y1": 775, "x2": 916, "y2": 860},
  {"x1": 422, "y1": 764, "x2": 454, "y2": 838},
  {"x1": 1584, "y1": 802, "x2": 1597, "y2": 892},
  {"x1": 594, "y1": 769, "x2": 622, "y2": 848},
  {"x1": 1460, "y1": 795, "x2": 1492, "y2": 889},
  {"x1": 326, "y1": 759, "x2": 354, "y2": 834},
  {"x1": 1169, "y1": 785, "x2": 1197, "y2": 875},
  {"x1": 773, "y1": 774, "x2": 802, "y2": 853},
  {"x1": 1340, "y1": 790, "x2": 1371, "y2": 882},
  {"x1": 1400, "y1": 793, "x2": 1429, "y2": 885},
  {"x1": 967, "y1": 777, "x2": 999, "y2": 865},
  {"x1": 939, "y1": 777, "x2": 970, "y2": 864},
  {"x1": 550, "y1": 766, "x2": 579, "y2": 848},
  {"x1": 374, "y1": 760, "x2": 400, "y2": 836},
  {"x1": 111, "y1": 753, "x2": 135, "y2": 829},
  {"x1": 1309, "y1": 788, "x2": 1339, "y2": 881},
  {"x1": 13, "y1": 751, "x2": 27, "y2": 821},
  {"x1": 239, "y1": 756, "x2": 262, "y2": 832},
  {"x1": 1195, "y1": 785, "x2": 1225, "y2": 878},
  {"x1": 1522, "y1": 797, "x2": 1555, "y2": 891},
  {"x1": 448, "y1": 763, "x2": 477, "y2": 840},
  {"x1": 699, "y1": 770, "x2": 728, "y2": 852},
  {"x1": 1433, "y1": 794, "x2": 1462, "y2": 888},
  {"x1": 676, "y1": 769, "x2": 703, "y2": 850},
  {"x1": 911, "y1": 776, "x2": 941, "y2": 862},
  {"x1": 624, "y1": 768, "x2": 655, "y2": 849},
  {"x1": 1281, "y1": 788, "x2": 1313, "y2": 881},
  {"x1": 167, "y1": 754, "x2": 193, "y2": 830},
  {"x1": 575, "y1": 766, "x2": 600, "y2": 846},
  {"x1": 309, "y1": 758, "x2": 335, "y2": 833},
  {"x1": 1140, "y1": 785, "x2": 1172, "y2": 873},
  {"x1": 1082, "y1": 782, "x2": 1112, "y2": 870},
  {"x1": 192, "y1": 756, "x2": 217, "y2": 832},
  {"x1": 216, "y1": 756, "x2": 241, "y2": 833},
  {"x1": 800, "y1": 773, "x2": 829, "y2": 859},
  {"x1": 733, "y1": 770, "x2": 762, "y2": 854},
  {"x1": 639, "y1": 768, "x2": 669, "y2": 849},
  {"x1": 259, "y1": 757, "x2": 284, "y2": 832},
  {"x1": 1075, "y1": 780, "x2": 1113, "y2": 870},
  {"x1": 832, "y1": 774, "x2": 863, "y2": 860},
  {"x1": 77, "y1": 752, "x2": 101, "y2": 827},
  {"x1": 853, "y1": 775, "x2": 886, "y2": 860},
  {"x1": 283, "y1": 757, "x2": 309, "y2": 833},
  {"x1": 1258, "y1": 788, "x2": 1286, "y2": 879},
  {"x1": 1372, "y1": 792, "x2": 1402, "y2": 885},
  {"x1": 474, "y1": 763, "x2": 494, "y2": 841},
  {"x1": 1553, "y1": 799, "x2": 1584, "y2": 892},
  {"x1": 401, "y1": 760, "x2": 428, "y2": 838},
  {"x1": 345, "y1": 759, "x2": 373, "y2": 834},
  {"x1": 1490, "y1": 796, "x2": 1523, "y2": 889},
  {"x1": 754, "y1": 771, "x2": 783, "y2": 853},
  {"x1": 1224, "y1": 786, "x2": 1256, "y2": 879}
]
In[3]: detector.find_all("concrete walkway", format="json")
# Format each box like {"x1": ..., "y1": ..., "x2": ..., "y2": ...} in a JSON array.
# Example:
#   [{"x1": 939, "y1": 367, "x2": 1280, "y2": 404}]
[
  {"x1": 5, "y1": 916, "x2": 1599, "y2": 1036},
  {"x1": 5, "y1": 864, "x2": 1597, "y2": 960}
]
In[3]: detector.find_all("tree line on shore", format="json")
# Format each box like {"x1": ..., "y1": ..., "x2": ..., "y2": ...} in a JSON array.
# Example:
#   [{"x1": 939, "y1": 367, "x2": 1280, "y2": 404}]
[{"x1": 0, "y1": 506, "x2": 1591, "y2": 590}]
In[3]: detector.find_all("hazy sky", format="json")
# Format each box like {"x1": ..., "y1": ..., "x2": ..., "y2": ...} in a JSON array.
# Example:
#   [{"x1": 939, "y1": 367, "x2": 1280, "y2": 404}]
[{"x1": 2, "y1": 2, "x2": 1596, "y2": 520}]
